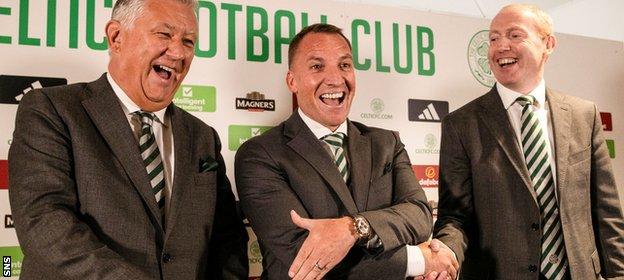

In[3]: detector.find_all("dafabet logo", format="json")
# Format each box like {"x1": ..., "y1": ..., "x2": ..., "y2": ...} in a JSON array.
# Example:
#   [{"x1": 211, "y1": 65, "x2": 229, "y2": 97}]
[{"x1": 411, "y1": 165, "x2": 439, "y2": 188}]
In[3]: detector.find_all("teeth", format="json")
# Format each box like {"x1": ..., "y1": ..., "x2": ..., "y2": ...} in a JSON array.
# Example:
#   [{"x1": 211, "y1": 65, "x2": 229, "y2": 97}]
[
  {"x1": 320, "y1": 92, "x2": 344, "y2": 99},
  {"x1": 158, "y1": 65, "x2": 173, "y2": 73},
  {"x1": 498, "y1": 58, "x2": 517, "y2": 66}
]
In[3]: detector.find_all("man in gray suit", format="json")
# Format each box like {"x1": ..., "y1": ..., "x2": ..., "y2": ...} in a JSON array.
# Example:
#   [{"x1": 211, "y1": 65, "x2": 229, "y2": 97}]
[
  {"x1": 8, "y1": 0, "x2": 248, "y2": 279},
  {"x1": 434, "y1": 4, "x2": 624, "y2": 280},
  {"x1": 235, "y1": 24, "x2": 457, "y2": 280}
]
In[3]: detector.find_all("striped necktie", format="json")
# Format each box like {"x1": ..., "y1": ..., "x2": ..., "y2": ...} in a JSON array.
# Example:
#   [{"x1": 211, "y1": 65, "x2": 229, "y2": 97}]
[
  {"x1": 322, "y1": 132, "x2": 349, "y2": 183},
  {"x1": 134, "y1": 111, "x2": 166, "y2": 223},
  {"x1": 517, "y1": 95, "x2": 568, "y2": 280}
]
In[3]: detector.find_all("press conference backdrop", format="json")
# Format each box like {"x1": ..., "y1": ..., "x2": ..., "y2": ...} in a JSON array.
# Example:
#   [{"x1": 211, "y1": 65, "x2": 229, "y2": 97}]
[{"x1": 0, "y1": 0, "x2": 622, "y2": 278}]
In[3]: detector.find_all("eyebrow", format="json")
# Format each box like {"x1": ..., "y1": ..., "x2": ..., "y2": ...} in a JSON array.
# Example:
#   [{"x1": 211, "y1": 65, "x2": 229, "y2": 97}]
[{"x1": 157, "y1": 23, "x2": 197, "y2": 36}]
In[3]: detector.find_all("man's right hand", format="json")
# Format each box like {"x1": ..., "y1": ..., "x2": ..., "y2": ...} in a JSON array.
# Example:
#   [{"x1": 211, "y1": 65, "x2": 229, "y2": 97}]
[{"x1": 418, "y1": 239, "x2": 458, "y2": 280}]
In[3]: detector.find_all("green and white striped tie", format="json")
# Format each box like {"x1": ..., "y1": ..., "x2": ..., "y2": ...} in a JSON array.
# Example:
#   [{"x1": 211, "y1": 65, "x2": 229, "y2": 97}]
[
  {"x1": 322, "y1": 132, "x2": 349, "y2": 183},
  {"x1": 134, "y1": 111, "x2": 166, "y2": 220},
  {"x1": 517, "y1": 95, "x2": 568, "y2": 280}
]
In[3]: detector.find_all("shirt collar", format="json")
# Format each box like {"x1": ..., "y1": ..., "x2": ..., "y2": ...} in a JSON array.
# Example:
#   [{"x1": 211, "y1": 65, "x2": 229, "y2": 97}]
[
  {"x1": 496, "y1": 79, "x2": 546, "y2": 109},
  {"x1": 298, "y1": 108, "x2": 348, "y2": 140},
  {"x1": 106, "y1": 73, "x2": 167, "y2": 125}
]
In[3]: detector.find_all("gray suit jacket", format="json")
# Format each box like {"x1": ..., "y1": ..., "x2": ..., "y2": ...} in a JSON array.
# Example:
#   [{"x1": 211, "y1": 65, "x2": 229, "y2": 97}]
[
  {"x1": 8, "y1": 74, "x2": 248, "y2": 279},
  {"x1": 235, "y1": 112, "x2": 432, "y2": 280},
  {"x1": 434, "y1": 87, "x2": 624, "y2": 280}
]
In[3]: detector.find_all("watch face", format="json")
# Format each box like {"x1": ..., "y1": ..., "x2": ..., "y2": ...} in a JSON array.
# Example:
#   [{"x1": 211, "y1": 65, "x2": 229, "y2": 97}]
[{"x1": 355, "y1": 217, "x2": 371, "y2": 237}]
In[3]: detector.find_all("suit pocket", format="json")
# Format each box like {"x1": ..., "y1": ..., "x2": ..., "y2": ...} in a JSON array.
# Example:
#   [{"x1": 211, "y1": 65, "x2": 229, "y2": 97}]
[
  {"x1": 194, "y1": 171, "x2": 216, "y2": 186},
  {"x1": 568, "y1": 145, "x2": 590, "y2": 165}
]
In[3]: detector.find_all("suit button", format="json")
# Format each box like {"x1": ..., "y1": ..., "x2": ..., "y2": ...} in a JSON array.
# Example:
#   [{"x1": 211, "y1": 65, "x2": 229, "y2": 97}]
[
  {"x1": 531, "y1": 223, "x2": 540, "y2": 231},
  {"x1": 528, "y1": 264, "x2": 537, "y2": 272},
  {"x1": 162, "y1": 253, "x2": 172, "y2": 263}
]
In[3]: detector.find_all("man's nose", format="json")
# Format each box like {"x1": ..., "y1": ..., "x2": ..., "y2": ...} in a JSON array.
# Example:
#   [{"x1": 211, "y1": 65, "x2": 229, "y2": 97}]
[{"x1": 166, "y1": 39, "x2": 186, "y2": 60}]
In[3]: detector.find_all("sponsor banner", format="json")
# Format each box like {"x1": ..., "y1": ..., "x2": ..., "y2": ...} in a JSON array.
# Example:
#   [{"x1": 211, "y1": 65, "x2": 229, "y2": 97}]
[
  {"x1": 414, "y1": 133, "x2": 440, "y2": 155},
  {"x1": 246, "y1": 226, "x2": 262, "y2": 279},
  {"x1": 467, "y1": 30, "x2": 495, "y2": 87},
  {"x1": 0, "y1": 246, "x2": 23, "y2": 277},
  {"x1": 0, "y1": 160, "x2": 7, "y2": 189},
  {"x1": 606, "y1": 139, "x2": 615, "y2": 159},
  {"x1": 408, "y1": 99, "x2": 449, "y2": 123},
  {"x1": 236, "y1": 91, "x2": 276, "y2": 112},
  {"x1": 4, "y1": 215, "x2": 12, "y2": 229},
  {"x1": 172, "y1": 85, "x2": 216, "y2": 112},
  {"x1": 411, "y1": 165, "x2": 439, "y2": 188},
  {"x1": 228, "y1": 125, "x2": 273, "y2": 151},
  {"x1": 600, "y1": 112, "x2": 612, "y2": 131},
  {"x1": 0, "y1": 75, "x2": 67, "y2": 104},
  {"x1": 359, "y1": 98, "x2": 393, "y2": 120}
]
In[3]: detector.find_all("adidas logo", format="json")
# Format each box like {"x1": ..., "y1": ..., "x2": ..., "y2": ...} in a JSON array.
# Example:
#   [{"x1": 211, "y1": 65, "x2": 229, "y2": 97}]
[
  {"x1": 408, "y1": 99, "x2": 449, "y2": 123},
  {"x1": 418, "y1": 103, "x2": 441, "y2": 121},
  {"x1": 15, "y1": 80, "x2": 43, "y2": 101}
]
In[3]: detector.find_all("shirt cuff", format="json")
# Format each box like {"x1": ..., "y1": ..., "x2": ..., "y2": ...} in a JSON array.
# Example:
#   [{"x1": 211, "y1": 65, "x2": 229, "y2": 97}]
[{"x1": 405, "y1": 245, "x2": 426, "y2": 277}]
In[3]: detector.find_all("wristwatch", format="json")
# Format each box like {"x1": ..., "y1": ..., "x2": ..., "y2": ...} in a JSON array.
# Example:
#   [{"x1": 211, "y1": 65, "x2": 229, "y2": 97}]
[{"x1": 351, "y1": 214, "x2": 372, "y2": 244}]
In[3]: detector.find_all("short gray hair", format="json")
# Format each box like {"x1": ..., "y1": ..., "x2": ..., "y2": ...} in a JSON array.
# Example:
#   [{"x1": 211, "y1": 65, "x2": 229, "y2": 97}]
[{"x1": 111, "y1": 0, "x2": 198, "y2": 28}]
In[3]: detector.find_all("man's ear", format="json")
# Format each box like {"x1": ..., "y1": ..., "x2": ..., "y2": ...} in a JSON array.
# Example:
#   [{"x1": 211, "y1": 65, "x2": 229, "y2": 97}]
[
  {"x1": 106, "y1": 20, "x2": 122, "y2": 53},
  {"x1": 286, "y1": 71, "x2": 297, "y2": 94},
  {"x1": 545, "y1": 34, "x2": 556, "y2": 55}
]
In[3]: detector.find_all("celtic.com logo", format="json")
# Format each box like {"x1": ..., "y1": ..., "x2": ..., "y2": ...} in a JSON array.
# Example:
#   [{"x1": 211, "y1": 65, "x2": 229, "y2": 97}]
[{"x1": 467, "y1": 30, "x2": 495, "y2": 87}]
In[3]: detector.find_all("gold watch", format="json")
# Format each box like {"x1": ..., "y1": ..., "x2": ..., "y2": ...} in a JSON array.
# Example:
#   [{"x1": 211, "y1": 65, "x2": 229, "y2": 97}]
[{"x1": 352, "y1": 214, "x2": 372, "y2": 244}]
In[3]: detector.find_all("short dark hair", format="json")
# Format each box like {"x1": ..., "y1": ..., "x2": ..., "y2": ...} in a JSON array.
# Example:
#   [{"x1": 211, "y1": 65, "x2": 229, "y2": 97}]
[{"x1": 287, "y1": 23, "x2": 352, "y2": 69}]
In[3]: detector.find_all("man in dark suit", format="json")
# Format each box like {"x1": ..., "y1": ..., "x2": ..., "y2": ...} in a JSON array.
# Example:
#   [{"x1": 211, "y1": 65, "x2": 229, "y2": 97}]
[
  {"x1": 434, "y1": 4, "x2": 624, "y2": 280},
  {"x1": 8, "y1": 0, "x2": 248, "y2": 279},
  {"x1": 235, "y1": 24, "x2": 458, "y2": 280}
]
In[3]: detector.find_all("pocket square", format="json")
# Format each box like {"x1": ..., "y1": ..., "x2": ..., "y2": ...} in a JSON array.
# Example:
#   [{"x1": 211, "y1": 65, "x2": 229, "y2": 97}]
[
  {"x1": 383, "y1": 162, "x2": 393, "y2": 174},
  {"x1": 199, "y1": 156, "x2": 218, "y2": 172}
]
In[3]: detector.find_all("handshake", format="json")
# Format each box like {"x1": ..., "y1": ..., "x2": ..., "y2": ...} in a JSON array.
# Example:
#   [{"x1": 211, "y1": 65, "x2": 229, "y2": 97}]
[{"x1": 415, "y1": 239, "x2": 459, "y2": 280}]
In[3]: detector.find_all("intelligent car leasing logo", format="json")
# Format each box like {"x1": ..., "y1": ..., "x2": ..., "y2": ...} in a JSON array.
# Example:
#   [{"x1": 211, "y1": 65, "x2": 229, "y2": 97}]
[
  {"x1": 172, "y1": 85, "x2": 216, "y2": 112},
  {"x1": 0, "y1": 246, "x2": 23, "y2": 277},
  {"x1": 600, "y1": 112, "x2": 612, "y2": 131},
  {"x1": 467, "y1": 30, "x2": 495, "y2": 88},
  {"x1": 0, "y1": 160, "x2": 7, "y2": 190},
  {"x1": 411, "y1": 165, "x2": 439, "y2": 188},
  {"x1": 408, "y1": 99, "x2": 448, "y2": 123},
  {"x1": 236, "y1": 91, "x2": 275, "y2": 112},
  {"x1": 606, "y1": 139, "x2": 615, "y2": 159},
  {"x1": 360, "y1": 98, "x2": 393, "y2": 119},
  {"x1": 228, "y1": 125, "x2": 272, "y2": 151},
  {"x1": 0, "y1": 75, "x2": 67, "y2": 104}
]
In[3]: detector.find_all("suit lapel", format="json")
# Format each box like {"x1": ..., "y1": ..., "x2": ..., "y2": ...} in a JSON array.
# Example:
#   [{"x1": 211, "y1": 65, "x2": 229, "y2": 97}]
[
  {"x1": 547, "y1": 89, "x2": 571, "y2": 196},
  {"x1": 81, "y1": 74, "x2": 164, "y2": 231},
  {"x1": 284, "y1": 113, "x2": 358, "y2": 214},
  {"x1": 477, "y1": 88, "x2": 536, "y2": 203},
  {"x1": 164, "y1": 105, "x2": 192, "y2": 237},
  {"x1": 347, "y1": 122, "x2": 371, "y2": 212}
]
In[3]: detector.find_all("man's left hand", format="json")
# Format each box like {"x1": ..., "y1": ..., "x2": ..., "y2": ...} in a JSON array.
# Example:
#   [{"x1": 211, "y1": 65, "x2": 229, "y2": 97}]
[{"x1": 288, "y1": 210, "x2": 357, "y2": 280}]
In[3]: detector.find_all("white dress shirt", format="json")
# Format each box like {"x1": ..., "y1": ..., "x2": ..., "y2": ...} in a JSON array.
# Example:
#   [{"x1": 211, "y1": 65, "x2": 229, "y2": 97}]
[
  {"x1": 496, "y1": 80, "x2": 558, "y2": 190},
  {"x1": 106, "y1": 73, "x2": 175, "y2": 218},
  {"x1": 298, "y1": 109, "x2": 426, "y2": 277}
]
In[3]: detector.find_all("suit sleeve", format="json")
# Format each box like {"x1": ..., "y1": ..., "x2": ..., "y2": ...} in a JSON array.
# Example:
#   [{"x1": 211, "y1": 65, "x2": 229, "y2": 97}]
[
  {"x1": 8, "y1": 90, "x2": 152, "y2": 279},
  {"x1": 235, "y1": 140, "x2": 306, "y2": 272},
  {"x1": 358, "y1": 132, "x2": 433, "y2": 251},
  {"x1": 206, "y1": 128, "x2": 250, "y2": 279},
  {"x1": 589, "y1": 105, "x2": 624, "y2": 279},
  {"x1": 432, "y1": 117, "x2": 472, "y2": 265}
]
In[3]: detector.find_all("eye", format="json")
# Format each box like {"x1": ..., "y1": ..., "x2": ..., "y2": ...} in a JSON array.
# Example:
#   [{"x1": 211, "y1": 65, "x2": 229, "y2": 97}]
[
  {"x1": 156, "y1": 31, "x2": 172, "y2": 39},
  {"x1": 340, "y1": 62, "x2": 352, "y2": 70},
  {"x1": 183, "y1": 38, "x2": 195, "y2": 48},
  {"x1": 311, "y1": 64, "x2": 322, "y2": 70}
]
